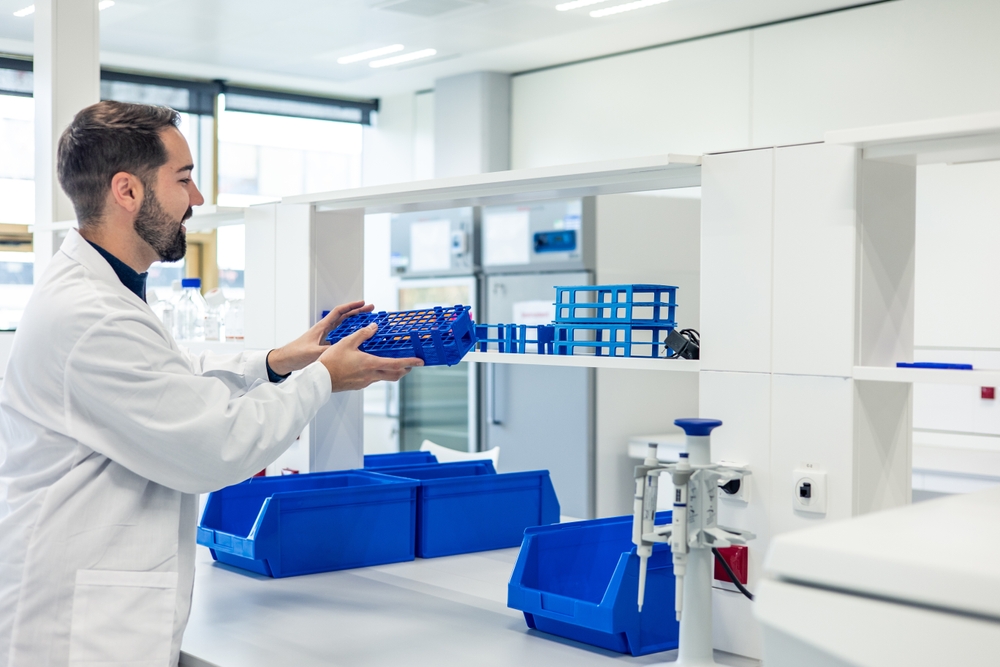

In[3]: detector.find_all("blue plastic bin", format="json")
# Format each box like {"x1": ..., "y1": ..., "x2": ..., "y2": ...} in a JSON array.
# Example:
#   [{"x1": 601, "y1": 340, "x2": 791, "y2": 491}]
[
  {"x1": 507, "y1": 512, "x2": 678, "y2": 656},
  {"x1": 325, "y1": 305, "x2": 477, "y2": 366},
  {"x1": 364, "y1": 451, "x2": 438, "y2": 468},
  {"x1": 375, "y1": 461, "x2": 561, "y2": 558},
  {"x1": 197, "y1": 471, "x2": 419, "y2": 578}
]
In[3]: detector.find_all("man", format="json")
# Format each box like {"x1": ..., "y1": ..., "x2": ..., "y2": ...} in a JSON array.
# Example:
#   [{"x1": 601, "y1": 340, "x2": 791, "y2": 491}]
[{"x1": 0, "y1": 101, "x2": 421, "y2": 666}]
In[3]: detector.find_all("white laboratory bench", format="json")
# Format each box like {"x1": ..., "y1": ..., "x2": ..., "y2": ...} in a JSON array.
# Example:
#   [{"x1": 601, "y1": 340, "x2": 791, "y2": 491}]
[{"x1": 180, "y1": 545, "x2": 759, "y2": 667}]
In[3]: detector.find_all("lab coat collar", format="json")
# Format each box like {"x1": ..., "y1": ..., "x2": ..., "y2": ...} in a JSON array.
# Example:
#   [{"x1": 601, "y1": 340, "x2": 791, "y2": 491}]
[{"x1": 60, "y1": 228, "x2": 150, "y2": 309}]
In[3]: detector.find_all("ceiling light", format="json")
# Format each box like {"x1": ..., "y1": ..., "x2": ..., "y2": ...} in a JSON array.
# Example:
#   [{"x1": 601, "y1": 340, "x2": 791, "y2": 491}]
[
  {"x1": 15, "y1": 1, "x2": 114, "y2": 16},
  {"x1": 369, "y1": 48, "x2": 437, "y2": 68},
  {"x1": 337, "y1": 44, "x2": 405, "y2": 65},
  {"x1": 590, "y1": 0, "x2": 669, "y2": 17},
  {"x1": 555, "y1": 0, "x2": 607, "y2": 10}
]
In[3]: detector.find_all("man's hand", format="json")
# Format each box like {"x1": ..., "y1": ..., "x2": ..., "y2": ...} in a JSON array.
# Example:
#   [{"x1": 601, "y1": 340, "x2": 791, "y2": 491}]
[
  {"x1": 266, "y1": 300, "x2": 374, "y2": 377},
  {"x1": 319, "y1": 323, "x2": 423, "y2": 392}
]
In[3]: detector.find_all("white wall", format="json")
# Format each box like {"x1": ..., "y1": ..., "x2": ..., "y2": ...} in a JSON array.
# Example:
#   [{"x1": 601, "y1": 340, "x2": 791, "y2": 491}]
[
  {"x1": 594, "y1": 194, "x2": 701, "y2": 517},
  {"x1": 512, "y1": 31, "x2": 751, "y2": 167},
  {"x1": 510, "y1": 0, "x2": 1000, "y2": 505},
  {"x1": 511, "y1": 0, "x2": 1000, "y2": 168}
]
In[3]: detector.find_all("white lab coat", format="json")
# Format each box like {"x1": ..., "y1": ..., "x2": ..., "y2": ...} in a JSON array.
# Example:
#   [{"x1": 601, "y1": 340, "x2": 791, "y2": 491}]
[{"x1": 0, "y1": 229, "x2": 332, "y2": 667}]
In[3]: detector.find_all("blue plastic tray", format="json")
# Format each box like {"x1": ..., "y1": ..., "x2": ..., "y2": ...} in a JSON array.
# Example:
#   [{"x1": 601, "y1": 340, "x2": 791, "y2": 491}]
[
  {"x1": 508, "y1": 512, "x2": 678, "y2": 656},
  {"x1": 197, "y1": 471, "x2": 419, "y2": 578},
  {"x1": 475, "y1": 323, "x2": 555, "y2": 354},
  {"x1": 364, "y1": 451, "x2": 439, "y2": 468},
  {"x1": 325, "y1": 305, "x2": 477, "y2": 366},
  {"x1": 553, "y1": 323, "x2": 674, "y2": 358},
  {"x1": 375, "y1": 461, "x2": 560, "y2": 558},
  {"x1": 554, "y1": 285, "x2": 677, "y2": 326}
]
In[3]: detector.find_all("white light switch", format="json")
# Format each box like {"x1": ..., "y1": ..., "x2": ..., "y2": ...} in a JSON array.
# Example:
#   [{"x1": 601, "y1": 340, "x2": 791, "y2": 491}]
[{"x1": 792, "y1": 467, "x2": 827, "y2": 515}]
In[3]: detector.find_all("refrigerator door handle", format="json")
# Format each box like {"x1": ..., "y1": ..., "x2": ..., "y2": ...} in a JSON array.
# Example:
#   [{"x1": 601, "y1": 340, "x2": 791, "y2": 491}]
[{"x1": 487, "y1": 363, "x2": 502, "y2": 426}]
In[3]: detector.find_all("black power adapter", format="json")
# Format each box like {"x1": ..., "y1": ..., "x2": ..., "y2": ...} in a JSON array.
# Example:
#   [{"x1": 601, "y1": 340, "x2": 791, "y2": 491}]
[{"x1": 665, "y1": 328, "x2": 700, "y2": 360}]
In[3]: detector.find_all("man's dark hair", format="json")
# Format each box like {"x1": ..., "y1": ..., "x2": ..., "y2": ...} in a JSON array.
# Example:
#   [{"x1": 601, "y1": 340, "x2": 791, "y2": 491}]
[{"x1": 57, "y1": 101, "x2": 181, "y2": 227}]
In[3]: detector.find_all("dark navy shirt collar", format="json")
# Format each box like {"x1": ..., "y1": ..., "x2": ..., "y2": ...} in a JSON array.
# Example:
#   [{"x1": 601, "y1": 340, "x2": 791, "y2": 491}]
[{"x1": 87, "y1": 240, "x2": 148, "y2": 302}]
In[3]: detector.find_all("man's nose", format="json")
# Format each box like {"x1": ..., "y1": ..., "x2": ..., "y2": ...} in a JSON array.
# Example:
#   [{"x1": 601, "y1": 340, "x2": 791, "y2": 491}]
[{"x1": 190, "y1": 182, "x2": 206, "y2": 207}]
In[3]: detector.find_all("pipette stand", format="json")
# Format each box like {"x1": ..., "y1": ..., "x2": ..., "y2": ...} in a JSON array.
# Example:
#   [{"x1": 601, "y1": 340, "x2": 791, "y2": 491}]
[{"x1": 632, "y1": 418, "x2": 754, "y2": 667}]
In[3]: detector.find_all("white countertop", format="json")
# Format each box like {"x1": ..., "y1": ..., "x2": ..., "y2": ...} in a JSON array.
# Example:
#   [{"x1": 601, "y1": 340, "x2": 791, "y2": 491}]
[
  {"x1": 764, "y1": 486, "x2": 1000, "y2": 622},
  {"x1": 181, "y1": 545, "x2": 758, "y2": 667}
]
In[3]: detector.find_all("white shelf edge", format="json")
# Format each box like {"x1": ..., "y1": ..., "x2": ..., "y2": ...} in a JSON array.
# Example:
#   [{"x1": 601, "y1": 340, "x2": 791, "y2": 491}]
[
  {"x1": 185, "y1": 205, "x2": 247, "y2": 232},
  {"x1": 465, "y1": 350, "x2": 700, "y2": 372},
  {"x1": 826, "y1": 112, "x2": 1000, "y2": 165},
  {"x1": 282, "y1": 153, "x2": 702, "y2": 214},
  {"x1": 853, "y1": 365, "x2": 1000, "y2": 386},
  {"x1": 29, "y1": 219, "x2": 78, "y2": 233}
]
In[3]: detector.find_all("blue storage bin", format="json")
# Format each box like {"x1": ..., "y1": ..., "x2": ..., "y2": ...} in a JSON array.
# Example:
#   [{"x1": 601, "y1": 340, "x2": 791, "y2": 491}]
[
  {"x1": 375, "y1": 462, "x2": 560, "y2": 558},
  {"x1": 197, "y1": 471, "x2": 419, "y2": 578},
  {"x1": 364, "y1": 451, "x2": 438, "y2": 468},
  {"x1": 507, "y1": 512, "x2": 678, "y2": 656}
]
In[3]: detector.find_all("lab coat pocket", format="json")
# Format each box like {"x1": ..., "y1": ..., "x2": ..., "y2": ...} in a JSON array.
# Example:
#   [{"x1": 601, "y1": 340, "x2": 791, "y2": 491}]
[{"x1": 69, "y1": 569, "x2": 177, "y2": 666}]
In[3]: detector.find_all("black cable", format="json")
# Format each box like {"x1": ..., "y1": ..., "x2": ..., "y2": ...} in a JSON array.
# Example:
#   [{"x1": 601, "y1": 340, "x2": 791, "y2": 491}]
[
  {"x1": 711, "y1": 548, "x2": 754, "y2": 601},
  {"x1": 665, "y1": 328, "x2": 700, "y2": 359}
]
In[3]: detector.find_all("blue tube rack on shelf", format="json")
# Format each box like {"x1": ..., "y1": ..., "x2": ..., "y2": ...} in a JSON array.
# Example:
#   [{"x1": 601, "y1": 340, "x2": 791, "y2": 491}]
[
  {"x1": 552, "y1": 284, "x2": 678, "y2": 358},
  {"x1": 507, "y1": 512, "x2": 678, "y2": 656},
  {"x1": 325, "y1": 305, "x2": 477, "y2": 366},
  {"x1": 475, "y1": 323, "x2": 555, "y2": 354},
  {"x1": 554, "y1": 284, "x2": 677, "y2": 326},
  {"x1": 552, "y1": 323, "x2": 675, "y2": 358}
]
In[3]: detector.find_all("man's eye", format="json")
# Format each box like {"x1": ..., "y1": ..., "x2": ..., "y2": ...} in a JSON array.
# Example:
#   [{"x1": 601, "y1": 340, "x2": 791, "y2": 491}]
[{"x1": 180, "y1": 179, "x2": 191, "y2": 184}]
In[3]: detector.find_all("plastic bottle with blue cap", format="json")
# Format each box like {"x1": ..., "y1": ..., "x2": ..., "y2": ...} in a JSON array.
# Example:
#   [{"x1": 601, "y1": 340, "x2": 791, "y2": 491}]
[{"x1": 175, "y1": 277, "x2": 207, "y2": 341}]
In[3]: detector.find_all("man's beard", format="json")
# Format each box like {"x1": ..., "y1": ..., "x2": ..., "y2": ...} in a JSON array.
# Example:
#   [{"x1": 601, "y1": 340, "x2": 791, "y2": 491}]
[{"x1": 134, "y1": 185, "x2": 191, "y2": 263}]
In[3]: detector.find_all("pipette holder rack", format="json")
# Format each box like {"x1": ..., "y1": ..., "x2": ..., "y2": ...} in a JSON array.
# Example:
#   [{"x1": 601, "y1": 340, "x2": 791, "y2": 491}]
[{"x1": 325, "y1": 305, "x2": 477, "y2": 366}]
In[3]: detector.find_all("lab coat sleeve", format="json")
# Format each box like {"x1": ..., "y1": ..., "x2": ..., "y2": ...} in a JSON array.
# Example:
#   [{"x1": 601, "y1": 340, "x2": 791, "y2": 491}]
[
  {"x1": 64, "y1": 311, "x2": 332, "y2": 494},
  {"x1": 178, "y1": 347, "x2": 272, "y2": 393}
]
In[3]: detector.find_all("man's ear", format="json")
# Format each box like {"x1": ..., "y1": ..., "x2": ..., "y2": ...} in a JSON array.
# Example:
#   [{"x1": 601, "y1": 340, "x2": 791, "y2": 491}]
[{"x1": 109, "y1": 171, "x2": 144, "y2": 215}]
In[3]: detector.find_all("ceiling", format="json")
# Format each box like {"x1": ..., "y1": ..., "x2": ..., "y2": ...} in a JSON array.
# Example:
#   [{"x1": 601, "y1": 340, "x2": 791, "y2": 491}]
[{"x1": 0, "y1": 0, "x2": 882, "y2": 99}]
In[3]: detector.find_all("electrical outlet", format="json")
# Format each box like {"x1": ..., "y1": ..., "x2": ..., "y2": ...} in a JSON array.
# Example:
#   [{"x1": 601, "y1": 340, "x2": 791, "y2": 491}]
[
  {"x1": 792, "y1": 467, "x2": 827, "y2": 515},
  {"x1": 718, "y1": 461, "x2": 750, "y2": 504}
]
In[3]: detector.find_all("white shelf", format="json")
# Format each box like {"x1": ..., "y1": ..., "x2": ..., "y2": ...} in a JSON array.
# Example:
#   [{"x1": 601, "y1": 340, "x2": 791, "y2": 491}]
[
  {"x1": 853, "y1": 365, "x2": 1000, "y2": 386},
  {"x1": 283, "y1": 154, "x2": 701, "y2": 214},
  {"x1": 29, "y1": 219, "x2": 77, "y2": 233},
  {"x1": 465, "y1": 350, "x2": 700, "y2": 372},
  {"x1": 185, "y1": 205, "x2": 247, "y2": 232},
  {"x1": 826, "y1": 111, "x2": 1000, "y2": 165},
  {"x1": 182, "y1": 340, "x2": 247, "y2": 355}
]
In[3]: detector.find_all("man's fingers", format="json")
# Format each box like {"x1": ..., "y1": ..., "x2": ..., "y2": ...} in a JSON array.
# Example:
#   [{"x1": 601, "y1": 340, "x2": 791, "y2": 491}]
[
  {"x1": 341, "y1": 323, "x2": 378, "y2": 349},
  {"x1": 318, "y1": 302, "x2": 376, "y2": 338},
  {"x1": 377, "y1": 356, "x2": 423, "y2": 371}
]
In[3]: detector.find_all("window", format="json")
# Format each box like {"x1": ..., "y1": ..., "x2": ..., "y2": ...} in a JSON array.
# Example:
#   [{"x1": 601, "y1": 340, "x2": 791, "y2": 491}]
[
  {"x1": 0, "y1": 94, "x2": 33, "y2": 226},
  {"x1": 0, "y1": 61, "x2": 377, "y2": 323},
  {"x1": 0, "y1": 59, "x2": 35, "y2": 330},
  {"x1": 217, "y1": 99, "x2": 364, "y2": 207}
]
